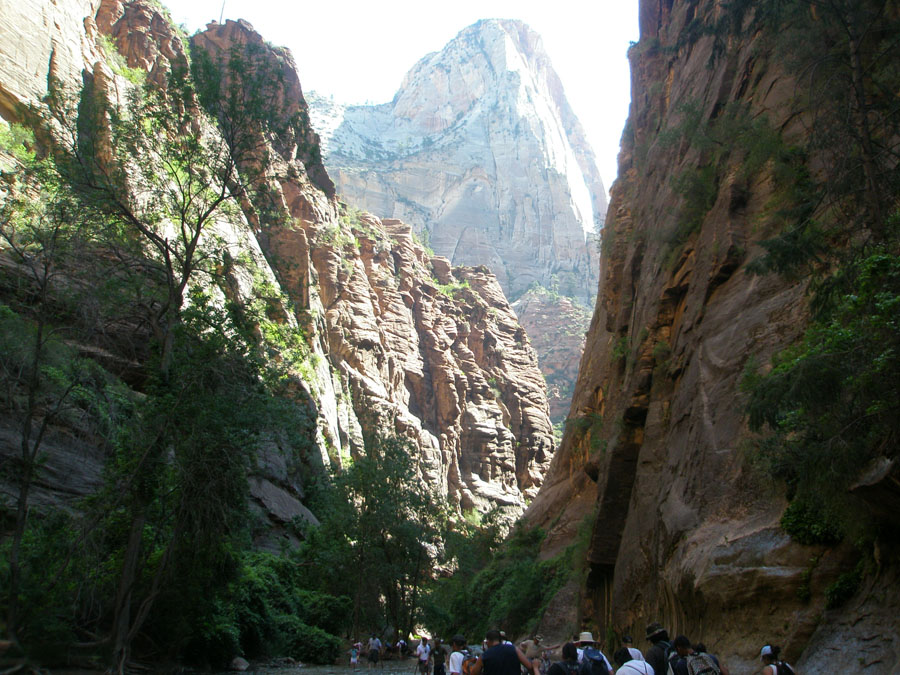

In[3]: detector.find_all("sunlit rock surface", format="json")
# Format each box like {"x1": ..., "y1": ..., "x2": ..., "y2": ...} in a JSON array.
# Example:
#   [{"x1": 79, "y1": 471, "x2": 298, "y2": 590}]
[{"x1": 308, "y1": 19, "x2": 606, "y2": 306}]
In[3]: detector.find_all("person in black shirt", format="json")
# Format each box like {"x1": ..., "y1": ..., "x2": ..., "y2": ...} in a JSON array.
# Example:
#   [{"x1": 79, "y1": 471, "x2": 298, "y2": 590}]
[
  {"x1": 644, "y1": 623, "x2": 671, "y2": 675},
  {"x1": 547, "y1": 643, "x2": 580, "y2": 675},
  {"x1": 470, "y1": 630, "x2": 538, "y2": 675}
]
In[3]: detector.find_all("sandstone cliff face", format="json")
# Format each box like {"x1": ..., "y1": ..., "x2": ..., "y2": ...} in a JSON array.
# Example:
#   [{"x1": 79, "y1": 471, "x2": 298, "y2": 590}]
[
  {"x1": 0, "y1": 1, "x2": 554, "y2": 526},
  {"x1": 525, "y1": 1, "x2": 899, "y2": 672},
  {"x1": 511, "y1": 287, "x2": 590, "y2": 425},
  {"x1": 307, "y1": 19, "x2": 606, "y2": 306}
]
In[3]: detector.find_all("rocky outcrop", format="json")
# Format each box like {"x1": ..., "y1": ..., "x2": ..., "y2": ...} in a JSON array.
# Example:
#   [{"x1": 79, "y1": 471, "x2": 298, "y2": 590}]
[
  {"x1": 511, "y1": 287, "x2": 591, "y2": 425},
  {"x1": 0, "y1": 1, "x2": 553, "y2": 521},
  {"x1": 190, "y1": 17, "x2": 553, "y2": 513},
  {"x1": 525, "y1": 1, "x2": 899, "y2": 672},
  {"x1": 0, "y1": 0, "x2": 101, "y2": 119},
  {"x1": 307, "y1": 19, "x2": 606, "y2": 306}
]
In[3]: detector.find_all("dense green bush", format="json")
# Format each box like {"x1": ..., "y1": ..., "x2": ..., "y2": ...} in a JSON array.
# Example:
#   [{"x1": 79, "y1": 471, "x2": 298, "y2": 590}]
[
  {"x1": 277, "y1": 615, "x2": 342, "y2": 663},
  {"x1": 423, "y1": 523, "x2": 574, "y2": 641},
  {"x1": 745, "y1": 249, "x2": 900, "y2": 542},
  {"x1": 825, "y1": 563, "x2": 863, "y2": 609},
  {"x1": 779, "y1": 500, "x2": 842, "y2": 547},
  {"x1": 185, "y1": 551, "x2": 348, "y2": 667}
]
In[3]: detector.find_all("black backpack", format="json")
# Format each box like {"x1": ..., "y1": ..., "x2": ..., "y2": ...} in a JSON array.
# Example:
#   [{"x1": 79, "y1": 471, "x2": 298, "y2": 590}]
[
  {"x1": 773, "y1": 662, "x2": 796, "y2": 675},
  {"x1": 550, "y1": 661, "x2": 580, "y2": 675}
]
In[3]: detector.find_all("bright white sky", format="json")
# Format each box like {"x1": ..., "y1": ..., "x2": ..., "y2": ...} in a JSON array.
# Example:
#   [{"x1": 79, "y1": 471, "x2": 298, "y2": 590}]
[{"x1": 164, "y1": 1, "x2": 639, "y2": 195}]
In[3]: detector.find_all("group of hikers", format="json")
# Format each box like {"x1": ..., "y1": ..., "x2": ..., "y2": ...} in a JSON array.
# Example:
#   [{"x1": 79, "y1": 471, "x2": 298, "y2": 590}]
[{"x1": 350, "y1": 622, "x2": 797, "y2": 675}]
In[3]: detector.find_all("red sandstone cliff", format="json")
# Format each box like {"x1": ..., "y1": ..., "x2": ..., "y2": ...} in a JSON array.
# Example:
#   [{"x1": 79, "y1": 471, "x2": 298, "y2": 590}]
[
  {"x1": 525, "y1": 1, "x2": 899, "y2": 672},
  {"x1": 0, "y1": 0, "x2": 554, "y2": 527}
]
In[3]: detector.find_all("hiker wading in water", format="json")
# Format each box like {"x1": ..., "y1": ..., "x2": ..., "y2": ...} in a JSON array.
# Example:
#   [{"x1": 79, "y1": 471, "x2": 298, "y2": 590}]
[{"x1": 471, "y1": 630, "x2": 540, "y2": 675}]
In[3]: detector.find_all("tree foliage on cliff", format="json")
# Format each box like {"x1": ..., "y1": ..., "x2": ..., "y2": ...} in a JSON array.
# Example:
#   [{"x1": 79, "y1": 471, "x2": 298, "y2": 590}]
[
  {"x1": 720, "y1": 0, "x2": 900, "y2": 542},
  {"x1": 299, "y1": 434, "x2": 449, "y2": 640},
  {"x1": 0, "y1": 34, "x2": 342, "y2": 672}
]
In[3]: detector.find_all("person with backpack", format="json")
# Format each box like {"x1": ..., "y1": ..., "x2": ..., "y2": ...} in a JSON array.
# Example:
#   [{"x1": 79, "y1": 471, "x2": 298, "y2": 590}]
[
  {"x1": 692, "y1": 643, "x2": 728, "y2": 675},
  {"x1": 434, "y1": 638, "x2": 448, "y2": 675},
  {"x1": 760, "y1": 645, "x2": 797, "y2": 675},
  {"x1": 612, "y1": 647, "x2": 654, "y2": 675},
  {"x1": 449, "y1": 635, "x2": 471, "y2": 675},
  {"x1": 576, "y1": 632, "x2": 613, "y2": 675},
  {"x1": 548, "y1": 643, "x2": 582, "y2": 675},
  {"x1": 666, "y1": 635, "x2": 691, "y2": 675},
  {"x1": 643, "y1": 624, "x2": 672, "y2": 675},
  {"x1": 668, "y1": 636, "x2": 721, "y2": 675},
  {"x1": 622, "y1": 636, "x2": 643, "y2": 662},
  {"x1": 417, "y1": 637, "x2": 434, "y2": 675},
  {"x1": 469, "y1": 629, "x2": 539, "y2": 675}
]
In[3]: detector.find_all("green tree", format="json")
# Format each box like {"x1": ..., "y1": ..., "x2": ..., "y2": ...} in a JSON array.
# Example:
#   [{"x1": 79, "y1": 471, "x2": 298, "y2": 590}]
[
  {"x1": 24, "y1": 40, "x2": 307, "y2": 671},
  {"x1": 744, "y1": 247, "x2": 900, "y2": 540},
  {"x1": 301, "y1": 435, "x2": 448, "y2": 639},
  {"x1": 0, "y1": 156, "x2": 103, "y2": 645},
  {"x1": 724, "y1": 0, "x2": 900, "y2": 543}
]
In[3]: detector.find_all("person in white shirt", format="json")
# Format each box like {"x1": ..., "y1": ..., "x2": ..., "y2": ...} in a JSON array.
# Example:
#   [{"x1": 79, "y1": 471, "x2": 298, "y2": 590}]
[
  {"x1": 621, "y1": 636, "x2": 643, "y2": 662},
  {"x1": 574, "y1": 632, "x2": 613, "y2": 675},
  {"x1": 449, "y1": 635, "x2": 468, "y2": 675},
  {"x1": 417, "y1": 637, "x2": 433, "y2": 675},
  {"x1": 612, "y1": 648, "x2": 654, "y2": 675},
  {"x1": 368, "y1": 635, "x2": 383, "y2": 669}
]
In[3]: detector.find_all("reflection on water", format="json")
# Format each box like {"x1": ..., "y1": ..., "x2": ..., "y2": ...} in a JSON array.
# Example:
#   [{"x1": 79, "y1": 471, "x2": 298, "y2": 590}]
[{"x1": 217, "y1": 659, "x2": 422, "y2": 675}]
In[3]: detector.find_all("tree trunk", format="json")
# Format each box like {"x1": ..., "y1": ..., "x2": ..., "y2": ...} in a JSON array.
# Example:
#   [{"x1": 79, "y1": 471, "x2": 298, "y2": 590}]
[
  {"x1": 109, "y1": 508, "x2": 146, "y2": 673},
  {"x1": 847, "y1": 18, "x2": 886, "y2": 226},
  {"x1": 6, "y1": 318, "x2": 45, "y2": 643}
]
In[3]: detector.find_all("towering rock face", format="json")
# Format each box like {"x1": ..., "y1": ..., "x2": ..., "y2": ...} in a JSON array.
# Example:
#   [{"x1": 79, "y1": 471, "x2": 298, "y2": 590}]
[
  {"x1": 0, "y1": 0, "x2": 554, "y2": 522},
  {"x1": 511, "y1": 287, "x2": 590, "y2": 424},
  {"x1": 526, "y1": 1, "x2": 899, "y2": 672},
  {"x1": 308, "y1": 19, "x2": 606, "y2": 306}
]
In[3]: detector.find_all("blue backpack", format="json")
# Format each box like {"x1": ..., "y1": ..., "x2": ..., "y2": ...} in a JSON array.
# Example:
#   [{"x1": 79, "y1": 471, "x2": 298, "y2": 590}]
[{"x1": 580, "y1": 648, "x2": 610, "y2": 675}]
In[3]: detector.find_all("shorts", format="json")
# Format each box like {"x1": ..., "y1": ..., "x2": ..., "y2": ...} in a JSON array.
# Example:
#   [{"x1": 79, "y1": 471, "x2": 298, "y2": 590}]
[{"x1": 369, "y1": 650, "x2": 380, "y2": 663}]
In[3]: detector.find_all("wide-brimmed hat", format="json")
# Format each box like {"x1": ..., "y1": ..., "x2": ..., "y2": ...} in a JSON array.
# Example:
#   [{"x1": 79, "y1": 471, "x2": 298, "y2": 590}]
[
  {"x1": 645, "y1": 623, "x2": 666, "y2": 640},
  {"x1": 576, "y1": 631, "x2": 596, "y2": 644}
]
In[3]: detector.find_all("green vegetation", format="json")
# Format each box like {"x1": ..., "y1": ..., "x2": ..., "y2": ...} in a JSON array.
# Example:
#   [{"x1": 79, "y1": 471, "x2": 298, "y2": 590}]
[
  {"x1": 0, "y1": 122, "x2": 35, "y2": 163},
  {"x1": 423, "y1": 524, "x2": 566, "y2": 640},
  {"x1": 435, "y1": 277, "x2": 471, "y2": 298},
  {"x1": 97, "y1": 34, "x2": 146, "y2": 85},
  {"x1": 0, "y1": 34, "x2": 354, "y2": 672},
  {"x1": 612, "y1": 335, "x2": 630, "y2": 361},
  {"x1": 412, "y1": 227, "x2": 435, "y2": 256},
  {"x1": 300, "y1": 435, "x2": 448, "y2": 640},
  {"x1": 729, "y1": 1, "x2": 900, "y2": 550},
  {"x1": 744, "y1": 248, "x2": 900, "y2": 543},
  {"x1": 825, "y1": 562, "x2": 864, "y2": 609}
]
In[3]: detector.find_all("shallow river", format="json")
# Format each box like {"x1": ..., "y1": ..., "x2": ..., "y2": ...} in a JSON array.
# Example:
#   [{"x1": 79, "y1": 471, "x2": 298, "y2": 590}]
[{"x1": 217, "y1": 659, "x2": 424, "y2": 675}]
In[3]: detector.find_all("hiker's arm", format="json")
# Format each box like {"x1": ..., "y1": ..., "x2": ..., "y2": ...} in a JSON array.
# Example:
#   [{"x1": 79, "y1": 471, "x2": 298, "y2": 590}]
[
  {"x1": 514, "y1": 646, "x2": 537, "y2": 675},
  {"x1": 469, "y1": 657, "x2": 483, "y2": 675}
]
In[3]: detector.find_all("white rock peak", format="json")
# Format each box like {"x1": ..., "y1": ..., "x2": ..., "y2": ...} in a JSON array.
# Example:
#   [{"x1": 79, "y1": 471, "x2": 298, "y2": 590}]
[{"x1": 309, "y1": 18, "x2": 607, "y2": 303}]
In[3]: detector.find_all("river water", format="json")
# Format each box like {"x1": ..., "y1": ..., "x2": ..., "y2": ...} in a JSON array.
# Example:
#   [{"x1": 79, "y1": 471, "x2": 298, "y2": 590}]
[{"x1": 218, "y1": 659, "x2": 423, "y2": 675}]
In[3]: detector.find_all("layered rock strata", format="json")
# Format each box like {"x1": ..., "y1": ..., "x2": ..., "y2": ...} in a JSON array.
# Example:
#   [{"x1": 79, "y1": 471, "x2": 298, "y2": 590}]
[
  {"x1": 308, "y1": 18, "x2": 604, "y2": 429},
  {"x1": 525, "y1": 1, "x2": 899, "y2": 672},
  {"x1": 307, "y1": 19, "x2": 606, "y2": 306},
  {"x1": 0, "y1": 0, "x2": 554, "y2": 531},
  {"x1": 511, "y1": 287, "x2": 591, "y2": 424}
]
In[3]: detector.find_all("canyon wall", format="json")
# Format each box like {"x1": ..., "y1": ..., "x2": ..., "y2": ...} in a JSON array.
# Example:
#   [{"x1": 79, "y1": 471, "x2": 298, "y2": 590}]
[
  {"x1": 308, "y1": 19, "x2": 605, "y2": 425},
  {"x1": 308, "y1": 19, "x2": 606, "y2": 305},
  {"x1": 0, "y1": 0, "x2": 554, "y2": 530},
  {"x1": 525, "y1": 1, "x2": 899, "y2": 673}
]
